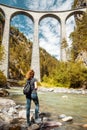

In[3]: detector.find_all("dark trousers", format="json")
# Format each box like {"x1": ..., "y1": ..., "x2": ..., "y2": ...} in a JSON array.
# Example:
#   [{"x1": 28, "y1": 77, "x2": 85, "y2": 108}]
[{"x1": 26, "y1": 92, "x2": 39, "y2": 124}]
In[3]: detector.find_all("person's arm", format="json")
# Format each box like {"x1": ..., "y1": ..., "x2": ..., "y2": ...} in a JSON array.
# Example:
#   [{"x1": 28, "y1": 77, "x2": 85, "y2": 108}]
[{"x1": 34, "y1": 81, "x2": 38, "y2": 90}]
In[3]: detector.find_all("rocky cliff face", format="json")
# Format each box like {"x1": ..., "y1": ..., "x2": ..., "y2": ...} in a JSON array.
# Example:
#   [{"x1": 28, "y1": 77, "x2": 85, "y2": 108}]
[
  {"x1": 77, "y1": 0, "x2": 87, "y2": 7},
  {"x1": 74, "y1": 0, "x2": 87, "y2": 22},
  {"x1": 72, "y1": 0, "x2": 87, "y2": 65},
  {"x1": 76, "y1": 51, "x2": 87, "y2": 66}
]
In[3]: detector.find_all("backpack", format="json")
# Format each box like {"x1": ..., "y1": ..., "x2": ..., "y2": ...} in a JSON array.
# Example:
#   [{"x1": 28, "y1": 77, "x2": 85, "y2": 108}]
[{"x1": 23, "y1": 81, "x2": 31, "y2": 95}]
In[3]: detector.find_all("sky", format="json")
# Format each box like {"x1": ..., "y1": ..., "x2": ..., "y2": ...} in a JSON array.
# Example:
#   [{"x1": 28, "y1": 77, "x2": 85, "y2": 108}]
[{"x1": 0, "y1": 0, "x2": 75, "y2": 60}]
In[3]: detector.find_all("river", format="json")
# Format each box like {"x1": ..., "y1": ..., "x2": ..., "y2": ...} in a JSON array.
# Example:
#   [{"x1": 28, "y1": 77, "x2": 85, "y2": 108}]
[{"x1": 8, "y1": 87, "x2": 87, "y2": 130}]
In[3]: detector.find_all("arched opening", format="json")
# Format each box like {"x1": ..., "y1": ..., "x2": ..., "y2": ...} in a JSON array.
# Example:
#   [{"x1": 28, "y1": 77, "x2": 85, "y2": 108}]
[
  {"x1": 9, "y1": 13, "x2": 34, "y2": 80},
  {"x1": 39, "y1": 15, "x2": 61, "y2": 81},
  {"x1": 0, "y1": 9, "x2": 5, "y2": 44}
]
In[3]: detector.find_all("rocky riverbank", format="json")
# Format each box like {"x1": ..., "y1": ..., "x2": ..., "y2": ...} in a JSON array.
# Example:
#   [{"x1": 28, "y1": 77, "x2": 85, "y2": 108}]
[
  {"x1": 38, "y1": 87, "x2": 87, "y2": 94},
  {"x1": 0, "y1": 96, "x2": 87, "y2": 130},
  {"x1": 0, "y1": 97, "x2": 63, "y2": 130},
  {"x1": 0, "y1": 87, "x2": 87, "y2": 130}
]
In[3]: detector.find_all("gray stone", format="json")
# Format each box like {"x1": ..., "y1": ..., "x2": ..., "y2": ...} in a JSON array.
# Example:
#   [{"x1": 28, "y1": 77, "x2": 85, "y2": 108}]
[
  {"x1": 31, "y1": 124, "x2": 40, "y2": 130},
  {"x1": 0, "y1": 98, "x2": 16, "y2": 106},
  {"x1": 9, "y1": 124, "x2": 21, "y2": 130},
  {"x1": 58, "y1": 114, "x2": 66, "y2": 119},
  {"x1": 62, "y1": 116, "x2": 73, "y2": 122},
  {"x1": 0, "y1": 89, "x2": 9, "y2": 97},
  {"x1": 35, "y1": 118, "x2": 42, "y2": 124}
]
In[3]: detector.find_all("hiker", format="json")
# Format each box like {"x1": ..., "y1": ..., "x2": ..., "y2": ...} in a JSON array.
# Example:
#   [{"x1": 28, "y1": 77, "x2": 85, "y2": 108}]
[{"x1": 25, "y1": 69, "x2": 39, "y2": 126}]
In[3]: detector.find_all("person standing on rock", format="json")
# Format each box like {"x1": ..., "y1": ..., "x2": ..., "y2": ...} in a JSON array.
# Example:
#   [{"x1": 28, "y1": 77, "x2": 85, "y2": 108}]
[{"x1": 25, "y1": 69, "x2": 39, "y2": 126}]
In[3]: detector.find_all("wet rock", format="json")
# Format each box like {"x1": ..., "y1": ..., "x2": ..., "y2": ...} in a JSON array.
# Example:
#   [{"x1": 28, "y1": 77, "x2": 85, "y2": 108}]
[
  {"x1": 0, "y1": 112, "x2": 13, "y2": 123},
  {"x1": 39, "y1": 112, "x2": 51, "y2": 121},
  {"x1": 58, "y1": 114, "x2": 66, "y2": 119},
  {"x1": 43, "y1": 117, "x2": 48, "y2": 122},
  {"x1": 42, "y1": 121, "x2": 62, "y2": 129},
  {"x1": 0, "y1": 123, "x2": 9, "y2": 130},
  {"x1": 0, "y1": 88, "x2": 9, "y2": 97},
  {"x1": 30, "y1": 123, "x2": 40, "y2": 130},
  {"x1": 14, "y1": 105, "x2": 23, "y2": 109},
  {"x1": 0, "y1": 117, "x2": 9, "y2": 130},
  {"x1": 62, "y1": 116, "x2": 73, "y2": 122},
  {"x1": 10, "y1": 118, "x2": 21, "y2": 124},
  {"x1": 8, "y1": 107, "x2": 18, "y2": 116},
  {"x1": 0, "y1": 121, "x2": 4, "y2": 127},
  {"x1": 18, "y1": 109, "x2": 26, "y2": 119},
  {"x1": 82, "y1": 124, "x2": 87, "y2": 128},
  {"x1": 0, "y1": 98, "x2": 16, "y2": 107},
  {"x1": 9, "y1": 124, "x2": 21, "y2": 130},
  {"x1": 35, "y1": 118, "x2": 42, "y2": 124}
]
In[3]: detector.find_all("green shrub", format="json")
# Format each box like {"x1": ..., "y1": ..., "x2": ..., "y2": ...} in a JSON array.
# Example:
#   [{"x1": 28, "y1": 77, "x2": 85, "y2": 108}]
[
  {"x1": 68, "y1": 62, "x2": 86, "y2": 88},
  {"x1": 0, "y1": 45, "x2": 5, "y2": 62},
  {"x1": 18, "y1": 78, "x2": 42, "y2": 87},
  {"x1": 0, "y1": 71, "x2": 7, "y2": 87},
  {"x1": 43, "y1": 61, "x2": 87, "y2": 88}
]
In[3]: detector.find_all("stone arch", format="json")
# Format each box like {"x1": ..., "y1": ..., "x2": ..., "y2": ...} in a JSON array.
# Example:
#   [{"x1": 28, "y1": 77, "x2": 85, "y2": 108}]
[
  {"x1": 65, "y1": 10, "x2": 85, "y2": 22},
  {"x1": 39, "y1": 13, "x2": 61, "y2": 53},
  {"x1": 0, "y1": 7, "x2": 5, "y2": 16},
  {"x1": 39, "y1": 13, "x2": 61, "y2": 24},
  {"x1": 10, "y1": 11, "x2": 34, "y2": 22}
]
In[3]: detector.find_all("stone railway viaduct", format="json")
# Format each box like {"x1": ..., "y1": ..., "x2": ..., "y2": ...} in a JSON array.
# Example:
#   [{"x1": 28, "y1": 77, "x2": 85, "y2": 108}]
[{"x1": 0, "y1": 4, "x2": 86, "y2": 81}]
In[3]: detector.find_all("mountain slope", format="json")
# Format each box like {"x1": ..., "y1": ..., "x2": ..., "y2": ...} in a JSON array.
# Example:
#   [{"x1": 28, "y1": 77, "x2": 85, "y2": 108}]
[{"x1": 9, "y1": 26, "x2": 59, "y2": 80}]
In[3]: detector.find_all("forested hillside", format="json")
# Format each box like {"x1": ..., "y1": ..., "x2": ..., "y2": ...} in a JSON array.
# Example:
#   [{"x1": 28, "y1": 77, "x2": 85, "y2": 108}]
[
  {"x1": 0, "y1": 12, "x2": 59, "y2": 82},
  {"x1": 9, "y1": 26, "x2": 32, "y2": 79}
]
